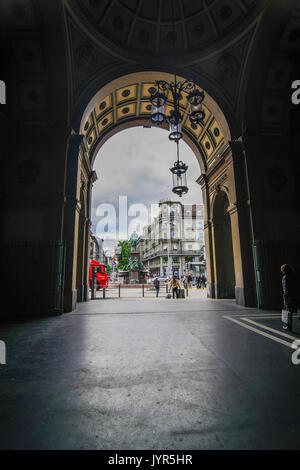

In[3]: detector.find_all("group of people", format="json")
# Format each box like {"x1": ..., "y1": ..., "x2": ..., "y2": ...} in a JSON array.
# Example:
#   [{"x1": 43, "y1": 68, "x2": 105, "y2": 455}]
[
  {"x1": 153, "y1": 272, "x2": 207, "y2": 299},
  {"x1": 154, "y1": 265, "x2": 298, "y2": 319},
  {"x1": 180, "y1": 273, "x2": 206, "y2": 289},
  {"x1": 153, "y1": 275, "x2": 183, "y2": 298}
]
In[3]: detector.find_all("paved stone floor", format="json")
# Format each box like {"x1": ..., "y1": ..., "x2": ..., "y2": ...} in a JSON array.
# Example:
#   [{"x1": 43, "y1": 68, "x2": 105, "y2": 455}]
[{"x1": 0, "y1": 294, "x2": 300, "y2": 450}]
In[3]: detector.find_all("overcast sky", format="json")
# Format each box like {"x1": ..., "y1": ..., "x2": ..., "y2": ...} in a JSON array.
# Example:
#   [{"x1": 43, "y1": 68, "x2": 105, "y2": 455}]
[{"x1": 91, "y1": 127, "x2": 203, "y2": 256}]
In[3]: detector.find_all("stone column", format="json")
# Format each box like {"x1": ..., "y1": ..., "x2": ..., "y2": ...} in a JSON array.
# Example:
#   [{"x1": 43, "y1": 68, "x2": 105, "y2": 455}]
[
  {"x1": 82, "y1": 171, "x2": 97, "y2": 301},
  {"x1": 63, "y1": 133, "x2": 83, "y2": 312},
  {"x1": 198, "y1": 174, "x2": 215, "y2": 298},
  {"x1": 229, "y1": 138, "x2": 257, "y2": 307}
]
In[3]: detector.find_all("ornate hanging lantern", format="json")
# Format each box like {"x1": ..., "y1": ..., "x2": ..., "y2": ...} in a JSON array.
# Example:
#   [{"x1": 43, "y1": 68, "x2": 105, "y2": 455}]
[
  {"x1": 170, "y1": 141, "x2": 189, "y2": 197},
  {"x1": 150, "y1": 91, "x2": 166, "y2": 125},
  {"x1": 187, "y1": 88, "x2": 205, "y2": 125},
  {"x1": 150, "y1": 75, "x2": 204, "y2": 197},
  {"x1": 150, "y1": 76, "x2": 205, "y2": 133}
]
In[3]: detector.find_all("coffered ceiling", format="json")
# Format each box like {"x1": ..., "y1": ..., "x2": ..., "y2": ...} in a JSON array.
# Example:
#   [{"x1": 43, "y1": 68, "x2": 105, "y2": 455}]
[
  {"x1": 70, "y1": 0, "x2": 268, "y2": 59},
  {"x1": 82, "y1": 78, "x2": 226, "y2": 169}
]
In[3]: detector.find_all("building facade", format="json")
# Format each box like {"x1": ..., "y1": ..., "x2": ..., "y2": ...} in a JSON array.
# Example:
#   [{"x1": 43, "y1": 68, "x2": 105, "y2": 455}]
[
  {"x1": 89, "y1": 232, "x2": 100, "y2": 262},
  {"x1": 138, "y1": 200, "x2": 206, "y2": 278}
]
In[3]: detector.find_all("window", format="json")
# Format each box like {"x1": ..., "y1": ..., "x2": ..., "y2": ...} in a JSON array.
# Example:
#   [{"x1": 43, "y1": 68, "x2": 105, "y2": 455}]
[
  {"x1": 188, "y1": 244, "x2": 193, "y2": 250},
  {"x1": 173, "y1": 244, "x2": 178, "y2": 251},
  {"x1": 198, "y1": 233, "x2": 204, "y2": 242},
  {"x1": 197, "y1": 220, "x2": 204, "y2": 229}
]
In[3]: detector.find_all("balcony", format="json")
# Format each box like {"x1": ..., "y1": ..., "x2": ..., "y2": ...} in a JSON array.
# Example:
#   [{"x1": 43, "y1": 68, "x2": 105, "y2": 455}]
[{"x1": 143, "y1": 250, "x2": 202, "y2": 262}]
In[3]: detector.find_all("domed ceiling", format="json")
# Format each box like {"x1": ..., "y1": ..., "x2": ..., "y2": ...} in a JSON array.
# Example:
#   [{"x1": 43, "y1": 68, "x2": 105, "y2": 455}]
[{"x1": 71, "y1": 0, "x2": 268, "y2": 59}]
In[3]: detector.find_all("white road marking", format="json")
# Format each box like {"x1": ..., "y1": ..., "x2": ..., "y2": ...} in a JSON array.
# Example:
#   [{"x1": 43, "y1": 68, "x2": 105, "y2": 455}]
[
  {"x1": 223, "y1": 315, "x2": 297, "y2": 349},
  {"x1": 240, "y1": 314, "x2": 281, "y2": 317},
  {"x1": 233, "y1": 314, "x2": 281, "y2": 318},
  {"x1": 243, "y1": 317, "x2": 298, "y2": 341}
]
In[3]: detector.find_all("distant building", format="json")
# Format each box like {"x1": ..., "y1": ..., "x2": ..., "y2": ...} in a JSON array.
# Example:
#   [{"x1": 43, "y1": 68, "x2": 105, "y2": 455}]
[
  {"x1": 90, "y1": 234, "x2": 108, "y2": 263},
  {"x1": 137, "y1": 199, "x2": 206, "y2": 278},
  {"x1": 90, "y1": 232, "x2": 100, "y2": 261}
]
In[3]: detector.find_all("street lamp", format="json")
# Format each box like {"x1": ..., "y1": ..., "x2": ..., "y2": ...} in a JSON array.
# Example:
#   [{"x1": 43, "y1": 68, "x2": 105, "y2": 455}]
[
  {"x1": 170, "y1": 141, "x2": 188, "y2": 198},
  {"x1": 150, "y1": 75, "x2": 205, "y2": 196},
  {"x1": 150, "y1": 75, "x2": 205, "y2": 132}
]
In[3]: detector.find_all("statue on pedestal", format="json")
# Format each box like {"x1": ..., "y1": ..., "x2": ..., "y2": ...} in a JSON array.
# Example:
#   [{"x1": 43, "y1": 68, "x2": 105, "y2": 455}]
[{"x1": 129, "y1": 231, "x2": 139, "y2": 252}]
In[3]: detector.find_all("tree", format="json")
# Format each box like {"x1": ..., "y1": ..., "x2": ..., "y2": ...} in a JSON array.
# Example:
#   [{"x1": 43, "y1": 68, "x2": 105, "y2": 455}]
[
  {"x1": 117, "y1": 240, "x2": 131, "y2": 270},
  {"x1": 103, "y1": 262, "x2": 112, "y2": 272}
]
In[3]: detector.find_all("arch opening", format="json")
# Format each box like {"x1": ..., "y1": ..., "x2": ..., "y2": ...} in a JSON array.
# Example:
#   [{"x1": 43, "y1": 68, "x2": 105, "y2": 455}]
[
  {"x1": 212, "y1": 191, "x2": 236, "y2": 299},
  {"x1": 90, "y1": 125, "x2": 205, "y2": 281},
  {"x1": 64, "y1": 70, "x2": 251, "y2": 310}
]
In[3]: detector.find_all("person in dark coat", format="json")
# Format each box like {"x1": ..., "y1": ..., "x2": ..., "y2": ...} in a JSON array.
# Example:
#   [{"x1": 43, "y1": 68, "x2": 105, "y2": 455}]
[
  {"x1": 153, "y1": 276, "x2": 160, "y2": 298},
  {"x1": 200, "y1": 273, "x2": 207, "y2": 289},
  {"x1": 281, "y1": 264, "x2": 296, "y2": 331}
]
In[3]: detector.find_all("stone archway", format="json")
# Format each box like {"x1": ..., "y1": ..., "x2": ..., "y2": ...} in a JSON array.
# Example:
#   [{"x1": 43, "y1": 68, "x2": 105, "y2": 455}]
[{"x1": 63, "y1": 70, "x2": 256, "y2": 311}]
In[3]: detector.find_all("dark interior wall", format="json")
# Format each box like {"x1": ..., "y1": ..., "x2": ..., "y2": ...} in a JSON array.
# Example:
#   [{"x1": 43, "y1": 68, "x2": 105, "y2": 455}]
[
  {"x1": 0, "y1": 0, "x2": 69, "y2": 317},
  {"x1": 242, "y1": 0, "x2": 300, "y2": 308}
]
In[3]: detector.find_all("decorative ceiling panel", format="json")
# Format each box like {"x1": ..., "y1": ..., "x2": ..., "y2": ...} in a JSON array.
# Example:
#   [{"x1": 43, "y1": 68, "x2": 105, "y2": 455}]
[
  {"x1": 116, "y1": 85, "x2": 138, "y2": 104},
  {"x1": 72, "y1": 0, "x2": 268, "y2": 59},
  {"x1": 82, "y1": 79, "x2": 225, "y2": 166}
]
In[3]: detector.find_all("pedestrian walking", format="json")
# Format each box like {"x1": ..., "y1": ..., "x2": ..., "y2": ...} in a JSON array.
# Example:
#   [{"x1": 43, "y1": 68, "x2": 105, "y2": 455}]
[
  {"x1": 187, "y1": 273, "x2": 193, "y2": 289},
  {"x1": 201, "y1": 273, "x2": 207, "y2": 289},
  {"x1": 153, "y1": 275, "x2": 160, "y2": 298},
  {"x1": 179, "y1": 277, "x2": 185, "y2": 298},
  {"x1": 196, "y1": 273, "x2": 201, "y2": 289},
  {"x1": 169, "y1": 275, "x2": 180, "y2": 299},
  {"x1": 281, "y1": 264, "x2": 296, "y2": 331}
]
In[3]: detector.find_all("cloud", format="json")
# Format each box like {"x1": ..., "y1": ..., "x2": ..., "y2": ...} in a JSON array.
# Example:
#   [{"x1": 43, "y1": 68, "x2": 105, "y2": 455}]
[{"x1": 91, "y1": 127, "x2": 203, "y2": 255}]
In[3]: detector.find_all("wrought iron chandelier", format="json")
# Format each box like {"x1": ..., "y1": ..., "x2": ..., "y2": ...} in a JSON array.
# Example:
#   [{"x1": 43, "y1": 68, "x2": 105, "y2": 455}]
[{"x1": 150, "y1": 75, "x2": 205, "y2": 197}]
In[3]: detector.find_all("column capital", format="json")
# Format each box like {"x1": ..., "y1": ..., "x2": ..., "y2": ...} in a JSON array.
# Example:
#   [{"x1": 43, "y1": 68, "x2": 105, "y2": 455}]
[
  {"x1": 89, "y1": 170, "x2": 98, "y2": 185},
  {"x1": 197, "y1": 173, "x2": 208, "y2": 188},
  {"x1": 67, "y1": 129, "x2": 84, "y2": 146},
  {"x1": 229, "y1": 136, "x2": 245, "y2": 159}
]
